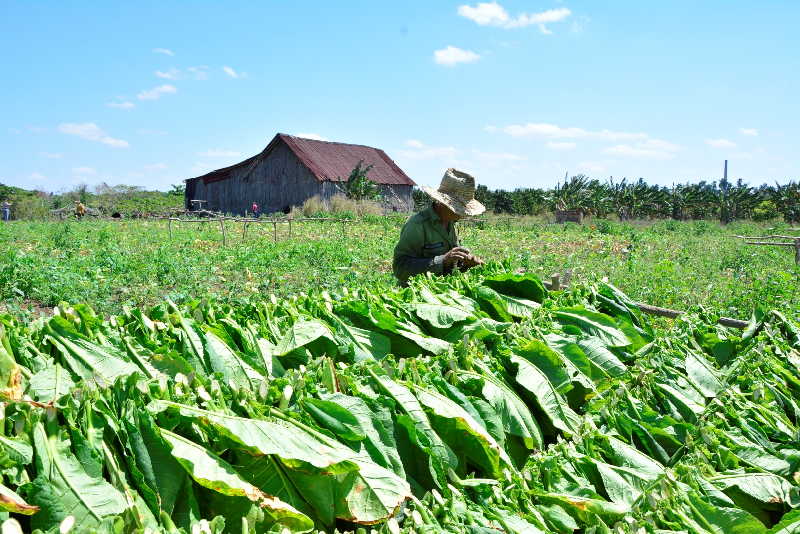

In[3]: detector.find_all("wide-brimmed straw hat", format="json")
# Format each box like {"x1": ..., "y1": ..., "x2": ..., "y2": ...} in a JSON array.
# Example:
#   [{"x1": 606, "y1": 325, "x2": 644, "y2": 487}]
[{"x1": 421, "y1": 168, "x2": 485, "y2": 217}]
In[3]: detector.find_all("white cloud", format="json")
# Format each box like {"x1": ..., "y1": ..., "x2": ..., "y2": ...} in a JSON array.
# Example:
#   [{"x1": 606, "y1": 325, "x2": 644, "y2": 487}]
[
  {"x1": 153, "y1": 48, "x2": 174, "y2": 56},
  {"x1": 577, "y1": 162, "x2": 606, "y2": 173},
  {"x1": 144, "y1": 163, "x2": 168, "y2": 171},
  {"x1": 458, "y1": 2, "x2": 571, "y2": 33},
  {"x1": 604, "y1": 138, "x2": 681, "y2": 159},
  {"x1": 137, "y1": 84, "x2": 177, "y2": 100},
  {"x1": 187, "y1": 66, "x2": 209, "y2": 80},
  {"x1": 72, "y1": 166, "x2": 97, "y2": 176},
  {"x1": 472, "y1": 150, "x2": 525, "y2": 163},
  {"x1": 58, "y1": 122, "x2": 129, "y2": 148},
  {"x1": 198, "y1": 149, "x2": 242, "y2": 158},
  {"x1": 498, "y1": 122, "x2": 647, "y2": 141},
  {"x1": 705, "y1": 138, "x2": 736, "y2": 148},
  {"x1": 546, "y1": 141, "x2": 576, "y2": 150},
  {"x1": 434, "y1": 46, "x2": 481, "y2": 66},
  {"x1": 295, "y1": 133, "x2": 329, "y2": 141},
  {"x1": 397, "y1": 140, "x2": 459, "y2": 160},
  {"x1": 39, "y1": 152, "x2": 63, "y2": 159},
  {"x1": 106, "y1": 100, "x2": 135, "y2": 109},
  {"x1": 739, "y1": 128, "x2": 758, "y2": 136},
  {"x1": 155, "y1": 68, "x2": 180, "y2": 80},
  {"x1": 222, "y1": 66, "x2": 245, "y2": 78}
]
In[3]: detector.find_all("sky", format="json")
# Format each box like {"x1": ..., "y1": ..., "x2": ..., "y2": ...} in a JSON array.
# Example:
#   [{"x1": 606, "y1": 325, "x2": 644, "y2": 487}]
[{"x1": 1, "y1": 1, "x2": 798, "y2": 193}]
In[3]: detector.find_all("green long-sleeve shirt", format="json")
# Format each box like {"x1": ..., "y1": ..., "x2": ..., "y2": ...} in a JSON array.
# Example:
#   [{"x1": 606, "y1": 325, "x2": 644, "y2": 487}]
[{"x1": 392, "y1": 206, "x2": 460, "y2": 285}]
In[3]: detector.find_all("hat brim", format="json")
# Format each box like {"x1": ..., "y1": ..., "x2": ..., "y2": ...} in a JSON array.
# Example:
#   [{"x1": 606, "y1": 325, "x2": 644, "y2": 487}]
[{"x1": 421, "y1": 186, "x2": 485, "y2": 216}]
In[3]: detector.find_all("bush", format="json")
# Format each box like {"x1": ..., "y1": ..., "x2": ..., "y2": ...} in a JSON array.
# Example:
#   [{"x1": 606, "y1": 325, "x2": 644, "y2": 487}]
[{"x1": 300, "y1": 195, "x2": 327, "y2": 217}]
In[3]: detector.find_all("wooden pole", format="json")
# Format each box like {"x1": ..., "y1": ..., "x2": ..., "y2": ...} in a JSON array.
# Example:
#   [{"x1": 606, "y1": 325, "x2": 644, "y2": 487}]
[
  {"x1": 288, "y1": 219, "x2": 292, "y2": 238},
  {"x1": 272, "y1": 221, "x2": 277, "y2": 242},
  {"x1": 550, "y1": 273, "x2": 561, "y2": 291},
  {"x1": 219, "y1": 218, "x2": 227, "y2": 246},
  {"x1": 795, "y1": 238, "x2": 800, "y2": 264},
  {"x1": 168, "y1": 218, "x2": 172, "y2": 240},
  {"x1": 242, "y1": 222, "x2": 248, "y2": 240}
]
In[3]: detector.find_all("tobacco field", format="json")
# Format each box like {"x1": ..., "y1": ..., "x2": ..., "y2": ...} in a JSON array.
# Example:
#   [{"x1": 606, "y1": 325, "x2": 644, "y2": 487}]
[{"x1": 1, "y1": 262, "x2": 800, "y2": 533}]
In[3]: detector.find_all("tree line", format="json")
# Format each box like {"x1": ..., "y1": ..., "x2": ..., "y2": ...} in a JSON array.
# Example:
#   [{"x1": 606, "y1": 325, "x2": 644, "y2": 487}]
[{"x1": 414, "y1": 175, "x2": 800, "y2": 223}]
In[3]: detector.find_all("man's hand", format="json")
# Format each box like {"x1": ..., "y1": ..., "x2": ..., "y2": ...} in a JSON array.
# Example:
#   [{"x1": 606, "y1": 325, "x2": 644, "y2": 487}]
[
  {"x1": 442, "y1": 247, "x2": 484, "y2": 269},
  {"x1": 442, "y1": 247, "x2": 472, "y2": 268}
]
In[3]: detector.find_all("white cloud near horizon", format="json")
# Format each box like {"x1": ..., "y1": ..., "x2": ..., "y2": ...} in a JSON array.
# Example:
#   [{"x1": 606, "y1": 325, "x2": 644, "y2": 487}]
[
  {"x1": 295, "y1": 133, "x2": 329, "y2": 141},
  {"x1": 187, "y1": 66, "x2": 209, "y2": 80},
  {"x1": 72, "y1": 166, "x2": 97, "y2": 176},
  {"x1": 58, "y1": 123, "x2": 129, "y2": 148},
  {"x1": 398, "y1": 140, "x2": 459, "y2": 160},
  {"x1": 434, "y1": 46, "x2": 481, "y2": 66},
  {"x1": 137, "y1": 84, "x2": 177, "y2": 100},
  {"x1": 222, "y1": 66, "x2": 245, "y2": 78},
  {"x1": 152, "y1": 48, "x2": 174, "y2": 56},
  {"x1": 106, "y1": 100, "x2": 135, "y2": 109},
  {"x1": 458, "y1": 2, "x2": 571, "y2": 33},
  {"x1": 197, "y1": 149, "x2": 242, "y2": 158},
  {"x1": 155, "y1": 68, "x2": 180, "y2": 80},
  {"x1": 706, "y1": 138, "x2": 736, "y2": 148},
  {"x1": 546, "y1": 141, "x2": 576, "y2": 150},
  {"x1": 496, "y1": 122, "x2": 649, "y2": 141},
  {"x1": 739, "y1": 128, "x2": 759, "y2": 136}
]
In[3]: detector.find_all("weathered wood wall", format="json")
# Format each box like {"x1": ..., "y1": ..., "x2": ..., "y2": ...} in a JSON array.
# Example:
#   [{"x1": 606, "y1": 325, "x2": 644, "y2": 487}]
[{"x1": 186, "y1": 140, "x2": 415, "y2": 214}]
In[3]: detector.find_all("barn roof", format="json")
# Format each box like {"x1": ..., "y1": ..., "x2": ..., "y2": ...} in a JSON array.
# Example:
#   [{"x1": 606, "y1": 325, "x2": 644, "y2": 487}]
[{"x1": 187, "y1": 133, "x2": 415, "y2": 186}]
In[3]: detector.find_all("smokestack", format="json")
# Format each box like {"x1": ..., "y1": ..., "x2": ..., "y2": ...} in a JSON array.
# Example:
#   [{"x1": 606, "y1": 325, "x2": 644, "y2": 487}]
[{"x1": 724, "y1": 159, "x2": 728, "y2": 181}]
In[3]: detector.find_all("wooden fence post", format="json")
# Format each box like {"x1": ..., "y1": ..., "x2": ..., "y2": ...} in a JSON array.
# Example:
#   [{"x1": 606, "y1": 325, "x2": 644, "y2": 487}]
[
  {"x1": 219, "y1": 218, "x2": 227, "y2": 246},
  {"x1": 168, "y1": 218, "x2": 173, "y2": 240},
  {"x1": 272, "y1": 221, "x2": 277, "y2": 242},
  {"x1": 550, "y1": 273, "x2": 561, "y2": 291},
  {"x1": 288, "y1": 219, "x2": 292, "y2": 238},
  {"x1": 795, "y1": 238, "x2": 800, "y2": 264}
]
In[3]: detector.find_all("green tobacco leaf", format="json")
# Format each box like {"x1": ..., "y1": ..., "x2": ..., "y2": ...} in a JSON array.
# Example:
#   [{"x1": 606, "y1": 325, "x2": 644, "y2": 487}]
[
  {"x1": 334, "y1": 323, "x2": 391, "y2": 362},
  {"x1": 412, "y1": 303, "x2": 472, "y2": 329},
  {"x1": 552, "y1": 307, "x2": 631, "y2": 347},
  {"x1": 0, "y1": 435, "x2": 32, "y2": 468},
  {"x1": 412, "y1": 385, "x2": 511, "y2": 477},
  {"x1": 0, "y1": 330, "x2": 21, "y2": 400},
  {"x1": 149, "y1": 400, "x2": 411, "y2": 525},
  {"x1": 26, "y1": 423, "x2": 127, "y2": 531},
  {"x1": 318, "y1": 393, "x2": 405, "y2": 477},
  {"x1": 483, "y1": 272, "x2": 548, "y2": 303},
  {"x1": 204, "y1": 330, "x2": 264, "y2": 388},
  {"x1": 304, "y1": 397, "x2": 366, "y2": 442},
  {"x1": 274, "y1": 319, "x2": 338, "y2": 358},
  {"x1": 687, "y1": 493, "x2": 767, "y2": 534},
  {"x1": 27, "y1": 364, "x2": 75, "y2": 403},
  {"x1": 768, "y1": 509, "x2": 800, "y2": 533},
  {"x1": 474, "y1": 286, "x2": 540, "y2": 320},
  {"x1": 685, "y1": 350, "x2": 723, "y2": 397},
  {"x1": 160, "y1": 428, "x2": 313, "y2": 532},
  {"x1": 0, "y1": 483, "x2": 39, "y2": 515},
  {"x1": 458, "y1": 368, "x2": 543, "y2": 450},
  {"x1": 545, "y1": 333, "x2": 626, "y2": 382},
  {"x1": 710, "y1": 473, "x2": 800, "y2": 507},
  {"x1": 46, "y1": 333, "x2": 139, "y2": 388},
  {"x1": 509, "y1": 354, "x2": 581, "y2": 435},
  {"x1": 512, "y1": 339, "x2": 571, "y2": 393},
  {"x1": 371, "y1": 373, "x2": 456, "y2": 487}
]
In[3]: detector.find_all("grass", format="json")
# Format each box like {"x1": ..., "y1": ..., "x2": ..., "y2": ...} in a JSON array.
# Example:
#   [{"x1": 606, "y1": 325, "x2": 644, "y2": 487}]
[{"x1": 0, "y1": 216, "x2": 797, "y2": 320}]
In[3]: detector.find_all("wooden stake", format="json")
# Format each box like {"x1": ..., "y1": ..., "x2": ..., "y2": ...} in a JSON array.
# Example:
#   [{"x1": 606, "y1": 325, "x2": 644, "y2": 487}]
[
  {"x1": 272, "y1": 221, "x2": 277, "y2": 242},
  {"x1": 168, "y1": 218, "x2": 172, "y2": 240},
  {"x1": 550, "y1": 273, "x2": 561, "y2": 291},
  {"x1": 218, "y1": 218, "x2": 227, "y2": 246},
  {"x1": 795, "y1": 238, "x2": 800, "y2": 264}
]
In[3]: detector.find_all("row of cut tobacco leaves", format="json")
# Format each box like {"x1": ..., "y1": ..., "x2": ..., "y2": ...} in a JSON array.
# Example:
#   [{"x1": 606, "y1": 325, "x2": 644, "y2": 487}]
[{"x1": 0, "y1": 264, "x2": 799, "y2": 533}]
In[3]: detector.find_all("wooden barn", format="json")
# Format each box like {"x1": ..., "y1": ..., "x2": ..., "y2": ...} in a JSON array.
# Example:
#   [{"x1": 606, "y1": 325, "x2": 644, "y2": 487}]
[{"x1": 185, "y1": 133, "x2": 416, "y2": 215}]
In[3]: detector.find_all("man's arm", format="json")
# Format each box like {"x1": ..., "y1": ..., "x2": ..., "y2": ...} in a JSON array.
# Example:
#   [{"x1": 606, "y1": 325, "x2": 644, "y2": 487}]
[{"x1": 393, "y1": 222, "x2": 446, "y2": 284}]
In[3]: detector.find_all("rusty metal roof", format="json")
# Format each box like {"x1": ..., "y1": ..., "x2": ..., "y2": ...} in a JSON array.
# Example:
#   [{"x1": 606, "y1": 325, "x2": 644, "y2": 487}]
[{"x1": 188, "y1": 133, "x2": 415, "y2": 186}]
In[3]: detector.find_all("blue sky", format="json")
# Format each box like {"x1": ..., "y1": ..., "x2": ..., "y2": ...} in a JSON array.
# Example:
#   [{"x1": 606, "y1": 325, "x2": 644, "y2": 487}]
[{"x1": 2, "y1": 1, "x2": 798, "y2": 192}]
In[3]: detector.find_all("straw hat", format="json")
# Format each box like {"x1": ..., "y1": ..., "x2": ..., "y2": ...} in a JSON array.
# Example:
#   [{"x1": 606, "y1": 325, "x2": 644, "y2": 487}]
[{"x1": 421, "y1": 168, "x2": 486, "y2": 217}]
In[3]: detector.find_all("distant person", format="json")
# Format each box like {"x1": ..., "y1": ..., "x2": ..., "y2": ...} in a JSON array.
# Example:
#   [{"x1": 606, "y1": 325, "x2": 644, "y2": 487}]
[
  {"x1": 1, "y1": 200, "x2": 11, "y2": 222},
  {"x1": 75, "y1": 201, "x2": 86, "y2": 219},
  {"x1": 393, "y1": 168, "x2": 485, "y2": 286},
  {"x1": 251, "y1": 202, "x2": 260, "y2": 218}
]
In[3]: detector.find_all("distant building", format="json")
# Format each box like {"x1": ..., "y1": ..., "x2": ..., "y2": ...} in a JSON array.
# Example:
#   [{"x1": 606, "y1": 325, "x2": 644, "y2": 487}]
[{"x1": 185, "y1": 133, "x2": 416, "y2": 214}]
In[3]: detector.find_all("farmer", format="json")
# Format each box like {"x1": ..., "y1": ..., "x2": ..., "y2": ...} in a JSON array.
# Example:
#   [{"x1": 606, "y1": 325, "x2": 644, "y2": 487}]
[
  {"x1": 74, "y1": 201, "x2": 86, "y2": 219},
  {"x1": 1, "y1": 200, "x2": 11, "y2": 222},
  {"x1": 251, "y1": 201, "x2": 260, "y2": 218},
  {"x1": 393, "y1": 168, "x2": 485, "y2": 286}
]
